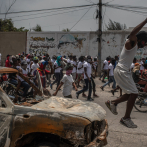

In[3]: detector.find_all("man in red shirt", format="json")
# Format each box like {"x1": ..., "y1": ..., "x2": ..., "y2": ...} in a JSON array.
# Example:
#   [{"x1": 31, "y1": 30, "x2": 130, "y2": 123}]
[{"x1": 5, "y1": 55, "x2": 11, "y2": 67}]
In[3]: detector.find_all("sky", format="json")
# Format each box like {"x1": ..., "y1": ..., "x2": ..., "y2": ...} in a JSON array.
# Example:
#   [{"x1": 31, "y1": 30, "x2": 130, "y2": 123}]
[{"x1": 0, "y1": 0, "x2": 147, "y2": 31}]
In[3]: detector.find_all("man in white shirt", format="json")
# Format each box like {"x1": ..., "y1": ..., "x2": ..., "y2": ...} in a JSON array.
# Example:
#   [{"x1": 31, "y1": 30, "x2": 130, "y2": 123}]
[
  {"x1": 100, "y1": 57, "x2": 110, "y2": 82},
  {"x1": 30, "y1": 57, "x2": 39, "y2": 75},
  {"x1": 71, "y1": 56, "x2": 77, "y2": 81},
  {"x1": 130, "y1": 58, "x2": 137, "y2": 71},
  {"x1": 76, "y1": 56, "x2": 93, "y2": 101},
  {"x1": 100, "y1": 59, "x2": 116, "y2": 90},
  {"x1": 67, "y1": 55, "x2": 73, "y2": 63},
  {"x1": 76, "y1": 56, "x2": 84, "y2": 87}
]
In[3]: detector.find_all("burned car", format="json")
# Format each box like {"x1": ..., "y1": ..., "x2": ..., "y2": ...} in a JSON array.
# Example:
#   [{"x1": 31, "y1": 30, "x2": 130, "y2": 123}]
[{"x1": 0, "y1": 67, "x2": 108, "y2": 147}]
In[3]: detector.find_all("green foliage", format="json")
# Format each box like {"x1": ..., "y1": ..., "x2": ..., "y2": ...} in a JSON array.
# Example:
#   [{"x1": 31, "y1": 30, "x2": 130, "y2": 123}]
[
  {"x1": 0, "y1": 19, "x2": 29, "y2": 32},
  {"x1": 62, "y1": 28, "x2": 70, "y2": 32},
  {"x1": 106, "y1": 19, "x2": 127, "y2": 30},
  {"x1": 32, "y1": 24, "x2": 42, "y2": 32}
]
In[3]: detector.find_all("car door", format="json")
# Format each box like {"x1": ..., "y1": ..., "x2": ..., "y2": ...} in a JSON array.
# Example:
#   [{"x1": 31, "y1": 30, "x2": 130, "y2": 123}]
[{"x1": 0, "y1": 97, "x2": 13, "y2": 147}]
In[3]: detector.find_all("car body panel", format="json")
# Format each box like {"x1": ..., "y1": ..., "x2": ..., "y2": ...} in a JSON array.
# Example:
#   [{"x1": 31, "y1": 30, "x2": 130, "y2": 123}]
[
  {"x1": 31, "y1": 96, "x2": 106, "y2": 122},
  {"x1": 0, "y1": 67, "x2": 108, "y2": 147}
]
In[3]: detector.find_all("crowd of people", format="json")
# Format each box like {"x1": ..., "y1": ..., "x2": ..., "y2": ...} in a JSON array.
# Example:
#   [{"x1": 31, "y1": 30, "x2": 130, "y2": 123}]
[{"x1": 4, "y1": 53, "x2": 99, "y2": 102}]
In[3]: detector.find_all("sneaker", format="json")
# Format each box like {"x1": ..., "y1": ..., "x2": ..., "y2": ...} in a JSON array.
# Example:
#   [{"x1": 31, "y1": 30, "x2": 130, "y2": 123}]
[
  {"x1": 100, "y1": 86, "x2": 104, "y2": 91},
  {"x1": 102, "y1": 80, "x2": 106, "y2": 83},
  {"x1": 76, "y1": 92, "x2": 79, "y2": 99},
  {"x1": 87, "y1": 98, "x2": 94, "y2": 101},
  {"x1": 105, "y1": 101, "x2": 118, "y2": 115},
  {"x1": 120, "y1": 118, "x2": 137, "y2": 128},
  {"x1": 50, "y1": 84, "x2": 52, "y2": 89}
]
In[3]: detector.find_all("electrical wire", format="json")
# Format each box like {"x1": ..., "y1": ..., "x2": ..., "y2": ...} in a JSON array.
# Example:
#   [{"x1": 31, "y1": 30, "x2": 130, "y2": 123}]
[
  {"x1": 12, "y1": 6, "x2": 95, "y2": 22},
  {"x1": 9, "y1": 6, "x2": 93, "y2": 19},
  {"x1": 0, "y1": 4, "x2": 97, "y2": 15},
  {"x1": 70, "y1": 6, "x2": 93, "y2": 31},
  {"x1": 105, "y1": 5, "x2": 147, "y2": 16}
]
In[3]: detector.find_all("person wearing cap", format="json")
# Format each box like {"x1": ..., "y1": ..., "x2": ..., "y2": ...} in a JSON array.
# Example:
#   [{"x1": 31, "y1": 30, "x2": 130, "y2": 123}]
[
  {"x1": 53, "y1": 63, "x2": 77, "y2": 98},
  {"x1": 105, "y1": 18, "x2": 147, "y2": 128},
  {"x1": 30, "y1": 57, "x2": 39, "y2": 75}
]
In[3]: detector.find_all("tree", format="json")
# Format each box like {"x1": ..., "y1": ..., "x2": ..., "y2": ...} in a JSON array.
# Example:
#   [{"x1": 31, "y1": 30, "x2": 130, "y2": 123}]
[
  {"x1": 0, "y1": 19, "x2": 28, "y2": 32},
  {"x1": 106, "y1": 19, "x2": 127, "y2": 30},
  {"x1": 32, "y1": 24, "x2": 42, "y2": 32},
  {"x1": 62, "y1": 28, "x2": 70, "y2": 32}
]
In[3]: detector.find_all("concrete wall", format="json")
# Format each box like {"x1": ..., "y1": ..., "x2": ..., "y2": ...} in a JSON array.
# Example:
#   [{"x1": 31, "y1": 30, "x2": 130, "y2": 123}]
[
  {"x1": 27, "y1": 31, "x2": 131, "y2": 63},
  {"x1": 1, "y1": 31, "x2": 146, "y2": 67},
  {"x1": 0, "y1": 32, "x2": 27, "y2": 66}
]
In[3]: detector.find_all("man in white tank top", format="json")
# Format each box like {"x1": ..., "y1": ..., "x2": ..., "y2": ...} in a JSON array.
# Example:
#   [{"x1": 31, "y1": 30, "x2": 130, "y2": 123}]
[{"x1": 105, "y1": 18, "x2": 147, "y2": 128}]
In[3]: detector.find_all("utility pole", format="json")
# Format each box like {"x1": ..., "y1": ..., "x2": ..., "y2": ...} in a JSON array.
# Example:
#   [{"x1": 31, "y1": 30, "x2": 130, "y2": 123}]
[{"x1": 98, "y1": 0, "x2": 102, "y2": 76}]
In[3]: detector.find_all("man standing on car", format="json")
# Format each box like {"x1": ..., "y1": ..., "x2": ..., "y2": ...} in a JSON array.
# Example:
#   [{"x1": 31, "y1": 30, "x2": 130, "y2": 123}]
[{"x1": 105, "y1": 18, "x2": 147, "y2": 128}]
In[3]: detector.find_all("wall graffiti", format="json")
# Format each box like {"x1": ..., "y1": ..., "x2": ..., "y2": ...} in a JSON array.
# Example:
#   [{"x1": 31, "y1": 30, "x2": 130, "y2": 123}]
[
  {"x1": 58, "y1": 34, "x2": 86, "y2": 51},
  {"x1": 29, "y1": 36, "x2": 56, "y2": 55}
]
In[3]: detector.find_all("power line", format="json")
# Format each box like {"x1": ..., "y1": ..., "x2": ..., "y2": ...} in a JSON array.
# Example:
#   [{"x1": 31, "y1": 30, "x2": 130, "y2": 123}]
[
  {"x1": 13, "y1": 6, "x2": 95, "y2": 22},
  {"x1": 9, "y1": 7, "x2": 82, "y2": 19},
  {"x1": 70, "y1": 6, "x2": 93, "y2": 31},
  {"x1": 0, "y1": 4, "x2": 97, "y2": 15},
  {"x1": 105, "y1": 5, "x2": 147, "y2": 16}
]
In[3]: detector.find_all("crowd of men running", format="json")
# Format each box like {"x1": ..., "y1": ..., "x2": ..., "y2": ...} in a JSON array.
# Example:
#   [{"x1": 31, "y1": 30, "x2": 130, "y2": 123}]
[{"x1": 3, "y1": 53, "x2": 101, "y2": 102}]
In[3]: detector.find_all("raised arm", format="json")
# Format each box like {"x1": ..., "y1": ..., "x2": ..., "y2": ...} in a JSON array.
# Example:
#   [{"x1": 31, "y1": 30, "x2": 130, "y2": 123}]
[{"x1": 126, "y1": 18, "x2": 147, "y2": 50}]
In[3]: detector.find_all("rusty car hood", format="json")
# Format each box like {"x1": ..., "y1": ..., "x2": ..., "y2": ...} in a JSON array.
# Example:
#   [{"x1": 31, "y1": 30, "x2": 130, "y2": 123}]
[{"x1": 31, "y1": 96, "x2": 106, "y2": 122}]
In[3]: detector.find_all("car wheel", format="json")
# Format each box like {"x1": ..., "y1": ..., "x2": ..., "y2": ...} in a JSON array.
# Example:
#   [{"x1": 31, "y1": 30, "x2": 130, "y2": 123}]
[{"x1": 36, "y1": 142, "x2": 57, "y2": 147}]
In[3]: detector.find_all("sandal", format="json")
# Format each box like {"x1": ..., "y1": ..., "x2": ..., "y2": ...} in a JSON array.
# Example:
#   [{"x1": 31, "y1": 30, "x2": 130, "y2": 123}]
[
  {"x1": 93, "y1": 94, "x2": 99, "y2": 98},
  {"x1": 82, "y1": 94, "x2": 87, "y2": 98},
  {"x1": 105, "y1": 101, "x2": 118, "y2": 115}
]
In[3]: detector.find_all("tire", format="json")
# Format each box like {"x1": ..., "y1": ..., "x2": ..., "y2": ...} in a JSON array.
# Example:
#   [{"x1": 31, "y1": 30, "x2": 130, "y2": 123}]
[
  {"x1": 36, "y1": 142, "x2": 57, "y2": 147},
  {"x1": 134, "y1": 97, "x2": 147, "y2": 113}
]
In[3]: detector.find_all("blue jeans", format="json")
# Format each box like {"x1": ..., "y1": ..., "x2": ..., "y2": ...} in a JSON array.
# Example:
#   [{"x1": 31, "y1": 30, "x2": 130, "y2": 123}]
[
  {"x1": 77, "y1": 78, "x2": 92, "y2": 99},
  {"x1": 21, "y1": 81, "x2": 30, "y2": 97},
  {"x1": 102, "y1": 76, "x2": 116, "y2": 89}
]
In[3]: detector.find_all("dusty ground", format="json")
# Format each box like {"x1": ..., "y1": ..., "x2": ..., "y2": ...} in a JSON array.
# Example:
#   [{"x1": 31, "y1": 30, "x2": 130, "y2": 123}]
[{"x1": 49, "y1": 77, "x2": 147, "y2": 147}]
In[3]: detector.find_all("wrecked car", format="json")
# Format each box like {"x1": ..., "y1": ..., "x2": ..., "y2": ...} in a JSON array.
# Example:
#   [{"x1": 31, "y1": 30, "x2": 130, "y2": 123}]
[{"x1": 0, "y1": 67, "x2": 108, "y2": 147}]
